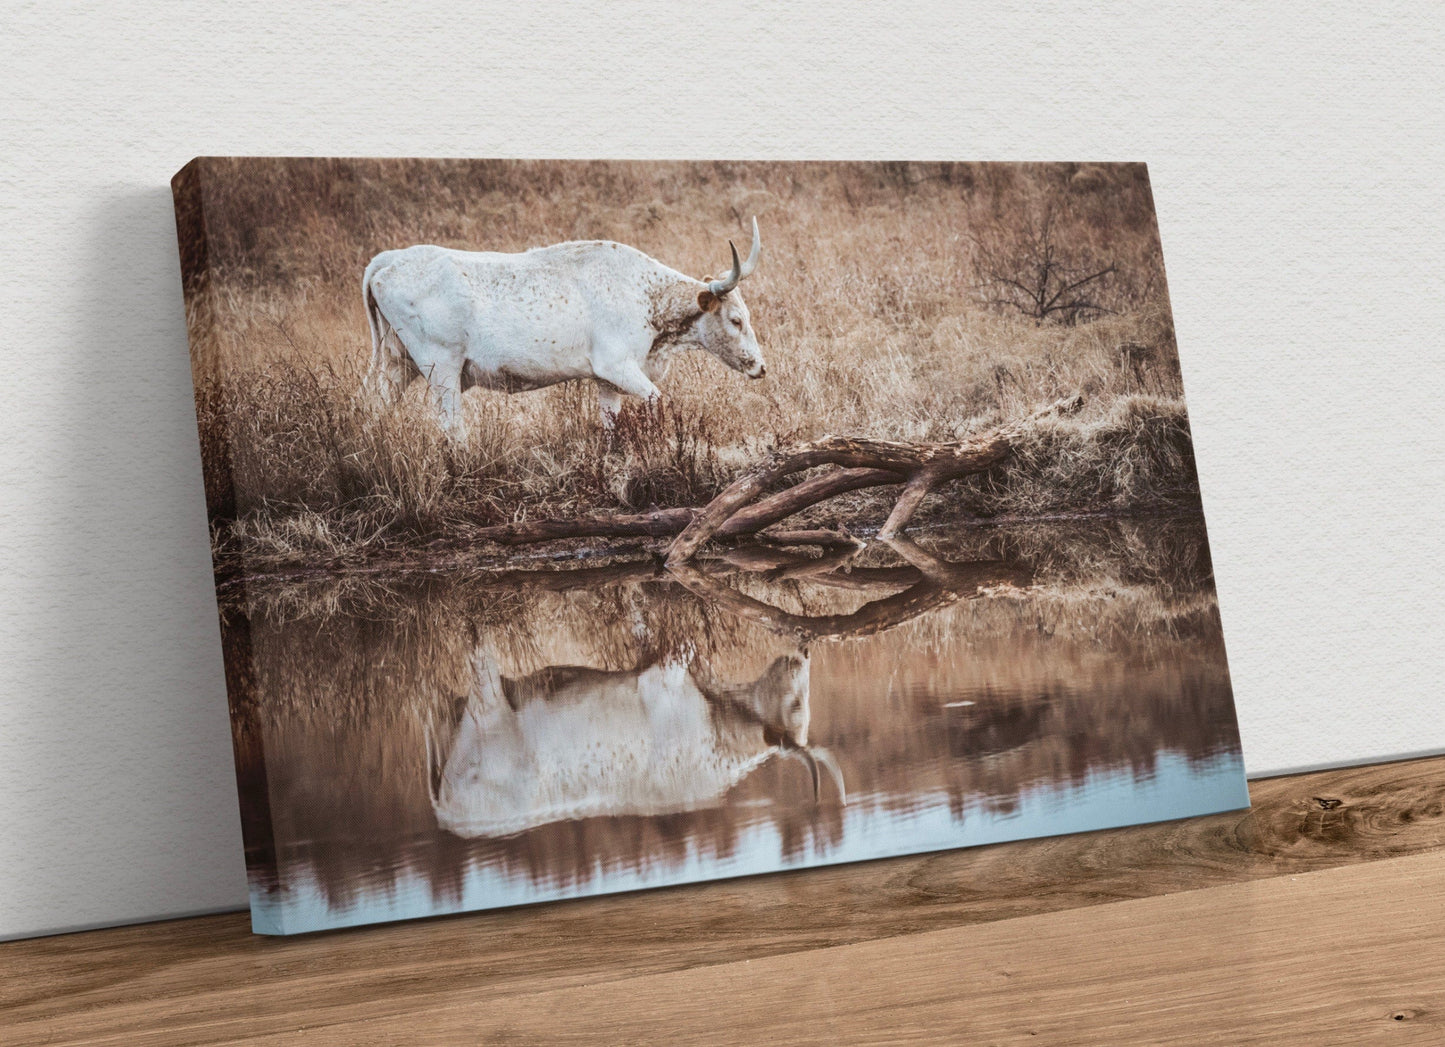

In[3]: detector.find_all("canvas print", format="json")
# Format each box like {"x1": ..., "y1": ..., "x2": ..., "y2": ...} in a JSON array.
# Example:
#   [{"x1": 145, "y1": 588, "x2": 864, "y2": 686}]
[{"x1": 172, "y1": 159, "x2": 1249, "y2": 934}]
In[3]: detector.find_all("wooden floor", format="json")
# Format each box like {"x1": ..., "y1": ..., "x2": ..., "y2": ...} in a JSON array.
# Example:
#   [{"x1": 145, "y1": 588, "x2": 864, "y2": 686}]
[{"x1": 3, "y1": 755, "x2": 1444, "y2": 1045}]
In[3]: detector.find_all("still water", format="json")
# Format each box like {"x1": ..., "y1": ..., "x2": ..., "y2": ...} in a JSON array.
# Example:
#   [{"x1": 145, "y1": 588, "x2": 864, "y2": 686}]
[{"x1": 225, "y1": 519, "x2": 1248, "y2": 934}]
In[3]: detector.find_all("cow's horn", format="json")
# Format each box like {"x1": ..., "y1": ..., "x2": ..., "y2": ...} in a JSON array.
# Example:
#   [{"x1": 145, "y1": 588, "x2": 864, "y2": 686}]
[
  {"x1": 801, "y1": 749, "x2": 823, "y2": 802},
  {"x1": 809, "y1": 746, "x2": 847, "y2": 806},
  {"x1": 708, "y1": 241, "x2": 743, "y2": 296},
  {"x1": 780, "y1": 746, "x2": 846, "y2": 806},
  {"x1": 706, "y1": 218, "x2": 760, "y2": 295},
  {"x1": 738, "y1": 216, "x2": 761, "y2": 279}
]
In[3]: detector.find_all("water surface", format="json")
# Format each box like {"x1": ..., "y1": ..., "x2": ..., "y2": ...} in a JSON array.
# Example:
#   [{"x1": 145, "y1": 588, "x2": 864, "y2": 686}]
[{"x1": 225, "y1": 519, "x2": 1247, "y2": 934}]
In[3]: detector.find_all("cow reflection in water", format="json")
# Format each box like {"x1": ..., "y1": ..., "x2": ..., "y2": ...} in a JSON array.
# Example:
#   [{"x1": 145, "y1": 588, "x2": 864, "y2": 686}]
[{"x1": 428, "y1": 647, "x2": 846, "y2": 839}]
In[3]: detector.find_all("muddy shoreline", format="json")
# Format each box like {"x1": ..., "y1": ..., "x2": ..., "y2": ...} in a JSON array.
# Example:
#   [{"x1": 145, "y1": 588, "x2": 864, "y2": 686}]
[{"x1": 214, "y1": 504, "x2": 1207, "y2": 596}]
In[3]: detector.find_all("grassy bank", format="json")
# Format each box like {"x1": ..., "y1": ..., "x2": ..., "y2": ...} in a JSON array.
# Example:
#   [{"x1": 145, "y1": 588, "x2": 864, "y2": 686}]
[{"x1": 180, "y1": 160, "x2": 1200, "y2": 571}]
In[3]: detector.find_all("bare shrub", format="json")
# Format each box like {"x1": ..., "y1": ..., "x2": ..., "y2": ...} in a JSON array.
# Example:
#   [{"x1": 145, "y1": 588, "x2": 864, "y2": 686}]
[
  {"x1": 970, "y1": 202, "x2": 1119, "y2": 324},
  {"x1": 607, "y1": 398, "x2": 724, "y2": 511}
]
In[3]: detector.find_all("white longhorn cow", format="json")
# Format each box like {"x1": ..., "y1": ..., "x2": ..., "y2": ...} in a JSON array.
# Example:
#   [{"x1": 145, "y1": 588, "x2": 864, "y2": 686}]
[
  {"x1": 426, "y1": 646, "x2": 845, "y2": 839},
  {"x1": 363, "y1": 219, "x2": 766, "y2": 437}
]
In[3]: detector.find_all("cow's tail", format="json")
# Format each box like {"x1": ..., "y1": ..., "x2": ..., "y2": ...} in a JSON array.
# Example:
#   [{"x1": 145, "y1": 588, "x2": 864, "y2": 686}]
[{"x1": 362, "y1": 256, "x2": 390, "y2": 374}]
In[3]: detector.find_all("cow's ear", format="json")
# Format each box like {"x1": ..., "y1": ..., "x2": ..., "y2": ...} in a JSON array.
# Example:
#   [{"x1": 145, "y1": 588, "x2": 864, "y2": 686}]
[{"x1": 697, "y1": 289, "x2": 721, "y2": 313}]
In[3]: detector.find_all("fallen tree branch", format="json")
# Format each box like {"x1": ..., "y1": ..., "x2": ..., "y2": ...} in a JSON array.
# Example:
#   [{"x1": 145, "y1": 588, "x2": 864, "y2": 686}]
[
  {"x1": 665, "y1": 395, "x2": 1084, "y2": 565},
  {"x1": 467, "y1": 396, "x2": 1083, "y2": 558},
  {"x1": 470, "y1": 469, "x2": 900, "y2": 548},
  {"x1": 731, "y1": 468, "x2": 903, "y2": 532}
]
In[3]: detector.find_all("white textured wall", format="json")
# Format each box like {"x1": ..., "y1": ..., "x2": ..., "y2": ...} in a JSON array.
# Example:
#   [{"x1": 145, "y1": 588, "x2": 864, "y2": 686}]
[{"x1": 2, "y1": 1, "x2": 1442, "y2": 940}]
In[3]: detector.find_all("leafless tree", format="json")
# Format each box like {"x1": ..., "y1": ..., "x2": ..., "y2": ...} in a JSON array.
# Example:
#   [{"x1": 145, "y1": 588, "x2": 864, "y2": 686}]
[{"x1": 971, "y1": 204, "x2": 1117, "y2": 325}]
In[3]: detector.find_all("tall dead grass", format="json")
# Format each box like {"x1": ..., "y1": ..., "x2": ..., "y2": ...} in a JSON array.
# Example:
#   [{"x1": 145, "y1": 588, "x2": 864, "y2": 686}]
[{"x1": 178, "y1": 160, "x2": 1199, "y2": 566}]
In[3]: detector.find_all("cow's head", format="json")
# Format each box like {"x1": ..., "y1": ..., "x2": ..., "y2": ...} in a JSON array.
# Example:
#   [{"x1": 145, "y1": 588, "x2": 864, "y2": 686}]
[
  {"x1": 751, "y1": 651, "x2": 847, "y2": 805},
  {"x1": 706, "y1": 649, "x2": 846, "y2": 805},
  {"x1": 692, "y1": 218, "x2": 766, "y2": 379},
  {"x1": 750, "y1": 651, "x2": 812, "y2": 746}
]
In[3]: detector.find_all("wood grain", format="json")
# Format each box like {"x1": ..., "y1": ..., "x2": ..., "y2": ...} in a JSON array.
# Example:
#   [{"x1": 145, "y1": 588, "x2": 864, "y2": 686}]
[
  {"x1": 249, "y1": 849, "x2": 1445, "y2": 1047},
  {"x1": 2, "y1": 754, "x2": 1443, "y2": 1045}
]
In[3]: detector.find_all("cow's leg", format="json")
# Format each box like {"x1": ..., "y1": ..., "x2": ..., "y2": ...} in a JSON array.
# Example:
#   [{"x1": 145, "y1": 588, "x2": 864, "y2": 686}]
[
  {"x1": 597, "y1": 384, "x2": 626, "y2": 429},
  {"x1": 468, "y1": 644, "x2": 510, "y2": 717},
  {"x1": 423, "y1": 360, "x2": 469, "y2": 444},
  {"x1": 592, "y1": 357, "x2": 660, "y2": 430}
]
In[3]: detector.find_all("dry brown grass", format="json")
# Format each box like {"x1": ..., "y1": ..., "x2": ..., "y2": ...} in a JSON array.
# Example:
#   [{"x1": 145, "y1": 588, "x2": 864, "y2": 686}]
[{"x1": 178, "y1": 160, "x2": 1198, "y2": 568}]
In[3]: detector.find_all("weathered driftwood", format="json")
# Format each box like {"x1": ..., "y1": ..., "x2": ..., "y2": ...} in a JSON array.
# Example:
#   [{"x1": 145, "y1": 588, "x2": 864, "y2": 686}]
[
  {"x1": 469, "y1": 473, "x2": 895, "y2": 548},
  {"x1": 469, "y1": 396, "x2": 1083, "y2": 556},
  {"x1": 664, "y1": 395, "x2": 1084, "y2": 565}
]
